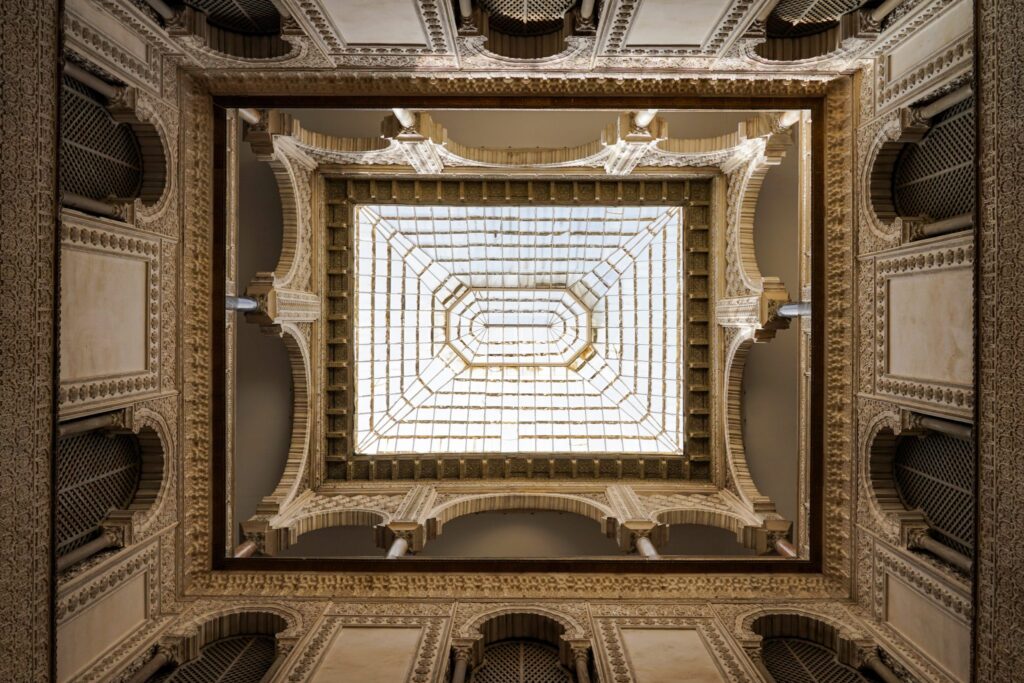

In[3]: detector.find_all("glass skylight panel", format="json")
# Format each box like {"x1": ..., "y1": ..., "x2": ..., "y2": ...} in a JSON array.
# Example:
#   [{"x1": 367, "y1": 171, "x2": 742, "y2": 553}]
[{"x1": 354, "y1": 204, "x2": 685, "y2": 456}]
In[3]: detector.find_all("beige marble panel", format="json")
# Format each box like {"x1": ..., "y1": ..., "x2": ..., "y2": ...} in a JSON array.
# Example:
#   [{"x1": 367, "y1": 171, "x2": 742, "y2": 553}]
[
  {"x1": 60, "y1": 247, "x2": 149, "y2": 382},
  {"x1": 626, "y1": 0, "x2": 730, "y2": 46},
  {"x1": 886, "y1": 575, "x2": 970, "y2": 682},
  {"x1": 620, "y1": 628, "x2": 725, "y2": 683},
  {"x1": 56, "y1": 572, "x2": 147, "y2": 683},
  {"x1": 310, "y1": 626, "x2": 421, "y2": 683},
  {"x1": 887, "y1": 0, "x2": 972, "y2": 79},
  {"x1": 887, "y1": 267, "x2": 972, "y2": 386},
  {"x1": 324, "y1": 0, "x2": 428, "y2": 45}
]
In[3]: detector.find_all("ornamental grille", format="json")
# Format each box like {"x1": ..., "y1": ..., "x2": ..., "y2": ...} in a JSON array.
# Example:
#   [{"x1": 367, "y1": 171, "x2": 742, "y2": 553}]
[
  {"x1": 470, "y1": 641, "x2": 571, "y2": 683},
  {"x1": 60, "y1": 76, "x2": 142, "y2": 202},
  {"x1": 895, "y1": 432, "x2": 975, "y2": 556},
  {"x1": 151, "y1": 636, "x2": 276, "y2": 683},
  {"x1": 479, "y1": 0, "x2": 574, "y2": 34},
  {"x1": 771, "y1": 0, "x2": 861, "y2": 26},
  {"x1": 893, "y1": 97, "x2": 975, "y2": 222},
  {"x1": 762, "y1": 639, "x2": 869, "y2": 683},
  {"x1": 185, "y1": 0, "x2": 280, "y2": 34},
  {"x1": 56, "y1": 431, "x2": 140, "y2": 556}
]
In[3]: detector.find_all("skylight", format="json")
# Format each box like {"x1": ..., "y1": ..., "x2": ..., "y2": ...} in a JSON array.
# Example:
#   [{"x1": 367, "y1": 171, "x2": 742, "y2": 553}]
[{"x1": 354, "y1": 204, "x2": 685, "y2": 456}]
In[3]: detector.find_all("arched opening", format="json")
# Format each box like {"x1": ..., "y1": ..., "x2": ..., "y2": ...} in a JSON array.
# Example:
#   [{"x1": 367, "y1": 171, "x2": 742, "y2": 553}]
[
  {"x1": 420, "y1": 511, "x2": 622, "y2": 558},
  {"x1": 180, "y1": 0, "x2": 291, "y2": 59},
  {"x1": 751, "y1": 614, "x2": 877, "y2": 682},
  {"x1": 149, "y1": 611, "x2": 288, "y2": 682},
  {"x1": 55, "y1": 423, "x2": 167, "y2": 570},
  {"x1": 892, "y1": 95, "x2": 975, "y2": 224},
  {"x1": 56, "y1": 430, "x2": 141, "y2": 558},
  {"x1": 466, "y1": 612, "x2": 581, "y2": 683},
  {"x1": 471, "y1": 641, "x2": 569, "y2": 683},
  {"x1": 276, "y1": 525, "x2": 382, "y2": 557},
  {"x1": 471, "y1": 0, "x2": 576, "y2": 59},
  {"x1": 60, "y1": 74, "x2": 143, "y2": 205},
  {"x1": 150, "y1": 636, "x2": 275, "y2": 683},
  {"x1": 755, "y1": 1, "x2": 881, "y2": 62},
  {"x1": 895, "y1": 431, "x2": 975, "y2": 558},
  {"x1": 60, "y1": 65, "x2": 169, "y2": 215},
  {"x1": 660, "y1": 524, "x2": 756, "y2": 557}
]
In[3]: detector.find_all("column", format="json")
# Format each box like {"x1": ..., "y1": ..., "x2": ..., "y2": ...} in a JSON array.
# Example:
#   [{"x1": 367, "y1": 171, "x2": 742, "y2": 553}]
[
  {"x1": 747, "y1": 647, "x2": 777, "y2": 683},
  {"x1": 909, "y1": 530, "x2": 972, "y2": 573},
  {"x1": 234, "y1": 539, "x2": 258, "y2": 558},
  {"x1": 450, "y1": 645, "x2": 472, "y2": 683},
  {"x1": 869, "y1": 0, "x2": 904, "y2": 24},
  {"x1": 386, "y1": 533, "x2": 411, "y2": 559},
  {"x1": 915, "y1": 414, "x2": 973, "y2": 441},
  {"x1": 125, "y1": 646, "x2": 175, "y2": 683},
  {"x1": 226, "y1": 295, "x2": 259, "y2": 311},
  {"x1": 56, "y1": 529, "x2": 120, "y2": 572},
  {"x1": 634, "y1": 533, "x2": 660, "y2": 559},
  {"x1": 861, "y1": 650, "x2": 902, "y2": 683},
  {"x1": 572, "y1": 646, "x2": 592, "y2": 683},
  {"x1": 773, "y1": 537, "x2": 798, "y2": 558},
  {"x1": 778, "y1": 301, "x2": 812, "y2": 318}
]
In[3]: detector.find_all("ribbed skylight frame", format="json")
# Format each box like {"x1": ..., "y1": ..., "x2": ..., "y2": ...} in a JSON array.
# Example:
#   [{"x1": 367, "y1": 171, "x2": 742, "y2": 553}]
[{"x1": 354, "y1": 204, "x2": 685, "y2": 456}]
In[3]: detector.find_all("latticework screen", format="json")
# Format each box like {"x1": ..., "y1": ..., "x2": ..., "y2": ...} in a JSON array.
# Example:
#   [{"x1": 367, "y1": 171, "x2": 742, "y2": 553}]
[
  {"x1": 185, "y1": 0, "x2": 280, "y2": 34},
  {"x1": 895, "y1": 433, "x2": 975, "y2": 556},
  {"x1": 60, "y1": 75, "x2": 142, "y2": 202},
  {"x1": 150, "y1": 636, "x2": 276, "y2": 683},
  {"x1": 479, "y1": 0, "x2": 574, "y2": 34},
  {"x1": 762, "y1": 639, "x2": 869, "y2": 683},
  {"x1": 894, "y1": 96, "x2": 975, "y2": 221},
  {"x1": 470, "y1": 641, "x2": 571, "y2": 683},
  {"x1": 771, "y1": 0, "x2": 862, "y2": 24},
  {"x1": 56, "y1": 432, "x2": 140, "y2": 556}
]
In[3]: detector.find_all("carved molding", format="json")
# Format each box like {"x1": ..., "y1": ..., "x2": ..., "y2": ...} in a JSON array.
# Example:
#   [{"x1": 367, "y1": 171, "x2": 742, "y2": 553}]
[
  {"x1": 975, "y1": 0, "x2": 1024, "y2": 676},
  {"x1": 872, "y1": 544, "x2": 971, "y2": 623}
]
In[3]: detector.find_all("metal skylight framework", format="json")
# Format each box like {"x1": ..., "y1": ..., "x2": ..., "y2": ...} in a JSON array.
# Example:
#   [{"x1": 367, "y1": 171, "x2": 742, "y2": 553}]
[{"x1": 354, "y1": 204, "x2": 684, "y2": 456}]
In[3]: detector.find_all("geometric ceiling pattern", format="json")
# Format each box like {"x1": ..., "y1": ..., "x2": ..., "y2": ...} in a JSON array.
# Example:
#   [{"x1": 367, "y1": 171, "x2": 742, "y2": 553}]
[{"x1": 354, "y1": 204, "x2": 685, "y2": 456}]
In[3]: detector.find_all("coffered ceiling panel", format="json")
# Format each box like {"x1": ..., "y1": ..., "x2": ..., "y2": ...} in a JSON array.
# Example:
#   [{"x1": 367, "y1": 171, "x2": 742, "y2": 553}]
[
  {"x1": 323, "y1": 0, "x2": 429, "y2": 45},
  {"x1": 626, "y1": 0, "x2": 735, "y2": 47}
]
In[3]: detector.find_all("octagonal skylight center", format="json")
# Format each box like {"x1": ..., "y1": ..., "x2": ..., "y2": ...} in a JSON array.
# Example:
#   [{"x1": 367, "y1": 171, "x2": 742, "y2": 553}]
[{"x1": 446, "y1": 288, "x2": 590, "y2": 367}]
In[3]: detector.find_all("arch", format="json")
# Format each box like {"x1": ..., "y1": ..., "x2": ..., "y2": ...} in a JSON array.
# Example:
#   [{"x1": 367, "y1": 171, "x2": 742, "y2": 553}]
[
  {"x1": 55, "y1": 429, "x2": 142, "y2": 557},
  {"x1": 174, "y1": 3, "x2": 293, "y2": 60},
  {"x1": 59, "y1": 74, "x2": 144, "y2": 205},
  {"x1": 168, "y1": 607, "x2": 295, "y2": 665},
  {"x1": 723, "y1": 331, "x2": 778, "y2": 514},
  {"x1": 654, "y1": 508, "x2": 751, "y2": 544},
  {"x1": 861, "y1": 413, "x2": 918, "y2": 545},
  {"x1": 744, "y1": 611, "x2": 873, "y2": 681},
  {"x1": 752, "y1": 8, "x2": 876, "y2": 64},
  {"x1": 725, "y1": 138, "x2": 790, "y2": 300},
  {"x1": 120, "y1": 90, "x2": 174, "y2": 218},
  {"x1": 122, "y1": 406, "x2": 174, "y2": 542},
  {"x1": 429, "y1": 493, "x2": 615, "y2": 539},
  {"x1": 284, "y1": 508, "x2": 389, "y2": 550},
  {"x1": 458, "y1": 605, "x2": 588, "y2": 643},
  {"x1": 892, "y1": 95, "x2": 975, "y2": 225},
  {"x1": 735, "y1": 608, "x2": 871, "y2": 673},
  {"x1": 862, "y1": 110, "x2": 932, "y2": 245},
  {"x1": 254, "y1": 322, "x2": 312, "y2": 516},
  {"x1": 60, "y1": 69, "x2": 171, "y2": 216},
  {"x1": 894, "y1": 431, "x2": 975, "y2": 557}
]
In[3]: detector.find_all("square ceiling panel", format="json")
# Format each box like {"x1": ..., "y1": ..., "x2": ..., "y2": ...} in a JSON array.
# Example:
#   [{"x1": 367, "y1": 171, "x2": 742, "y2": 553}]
[
  {"x1": 626, "y1": 0, "x2": 734, "y2": 47},
  {"x1": 353, "y1": 204, "x2": 685, "y2": 456},
  {"x1": 323, "y1": 0, "x2": 428, "y2": 45}
]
